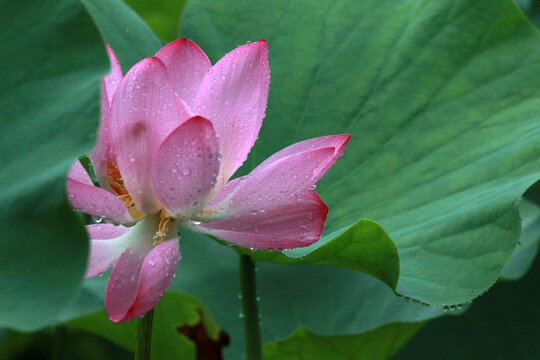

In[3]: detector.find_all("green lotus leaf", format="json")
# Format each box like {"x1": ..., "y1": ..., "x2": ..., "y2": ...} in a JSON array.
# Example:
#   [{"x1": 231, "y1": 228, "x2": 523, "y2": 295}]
[
  {"x1": 0, "y1": 0, "x2": 107, "y2": 330},
  {"x1": 181, "y1": 0, "x2": 540, "y2": 305}
]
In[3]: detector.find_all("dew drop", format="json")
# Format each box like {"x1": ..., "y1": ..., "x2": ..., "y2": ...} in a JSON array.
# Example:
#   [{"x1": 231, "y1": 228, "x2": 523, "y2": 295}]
[{"x1": 191, "y1": 220, "x2": 202, "y2": 225}]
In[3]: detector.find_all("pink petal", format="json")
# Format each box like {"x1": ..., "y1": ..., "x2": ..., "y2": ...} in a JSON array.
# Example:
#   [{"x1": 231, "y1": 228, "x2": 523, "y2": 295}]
[
  {"x1": 90, "y1": 45, "x2": 123, "y2": 191},
  {"x1": 151, "y1": 116, "x2": 220, "y2": 219},
  {"x1": 90, "y1": 81, "x2": 115, "y2": 192},
  {"x1": 204, "y1": 135, "x2": 349, "y2": 219},
  {"x1": 66, "y1": 161, "x2": 134, "y2": 224},
  {"x1": 68, "y1": 159, "x2": 94, "y2": 185},
  {"x1": 199, "y1": 190, "x2": 328, "y2": 249},
  {"x1": 175, "y1": 94, "x2": 195, "y2": 120},
  {"x1": 105, "y1": 215, "x2": 179, "y2": 323},
  {"x1": 84, "y1": 224, "x2": 131, "y2": 279},
  {"x1": 110, "y1": 57, "x2": 190, "y2": 214},
  {"x1": 256, "y1": 135, "x2": 351, "y2": 174},
  {"x1": 90, "y1": 85, "x2": 114, "y2": 191},
  {"x1": 103, "y1": 44, "x2": 123, "y2": 105},
  {"x1": 194, "y1": 40, "x2": 270, "y2": 185},
  {"x1": 105, "y1": 241, "x2": 153, "y2": 323},
  {"x1": 156, "y1": 38, "x2": 211, "y2": 108},
  {"x1": 86, "y1": 223, "x2": 131, "y2": 239},
  {"x1": 121, "y1": 239, "x2": 180, "y2": 322}
]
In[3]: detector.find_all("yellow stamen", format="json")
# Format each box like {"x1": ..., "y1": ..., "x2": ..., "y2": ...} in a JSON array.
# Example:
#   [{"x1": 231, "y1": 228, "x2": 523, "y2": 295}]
[
  {"x1": 107, "y1": 161, "x2": 145, "y2": 220},
  {"x1": 152, "y1": 209, "x2": 171, "y2": 246}
]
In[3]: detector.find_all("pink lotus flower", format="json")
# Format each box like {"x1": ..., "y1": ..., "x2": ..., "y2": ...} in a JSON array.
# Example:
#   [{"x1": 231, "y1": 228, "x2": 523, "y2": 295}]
[{"x1": 67, "y1": 39, "x2": 349, "y2": 323}]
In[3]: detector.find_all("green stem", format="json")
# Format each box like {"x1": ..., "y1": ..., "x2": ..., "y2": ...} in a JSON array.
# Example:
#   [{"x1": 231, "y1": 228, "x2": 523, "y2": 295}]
[
  {"x1": 239, "y1": 254, "x2": 263, "y2": 360},
  {"x1": 135, "y1": 309, "x2": 154, "y2": 360}
]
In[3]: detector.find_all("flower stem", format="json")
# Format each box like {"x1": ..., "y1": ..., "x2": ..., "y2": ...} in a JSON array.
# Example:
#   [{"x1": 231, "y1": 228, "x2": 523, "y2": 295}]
[
  {"x1": 135, "y1": 309, "x2": 154, "y2": 360},
  {"x1": 239, "y1": 254, "x2": 262, "y2": 360}
]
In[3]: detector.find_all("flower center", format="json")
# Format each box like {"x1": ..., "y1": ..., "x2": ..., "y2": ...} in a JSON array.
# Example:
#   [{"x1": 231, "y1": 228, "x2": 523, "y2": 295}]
[
  {"x1": 107, "y1": 161, "x2": 145, "y2": 220},
  {"x1": 152, "y1": 209, "x2": 172, "y2": 245}
]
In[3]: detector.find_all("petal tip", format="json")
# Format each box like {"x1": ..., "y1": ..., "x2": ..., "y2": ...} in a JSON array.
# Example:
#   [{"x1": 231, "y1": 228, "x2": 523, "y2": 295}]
[
  {"x1": 188, "y1": 115, "x2": 214, "y2": 127},
  {"x1": 105, "y1": 298, "x2": 128, "y2": 323},
  {"x1": 157, "y1": 37, "x2": 199, "y2": 54},
  {"x1": 128, "y1": 56, "x2": 167, "y2": 75},
  {"x1": 336, "y1": 134, "x2": 351, "y2": 155}
]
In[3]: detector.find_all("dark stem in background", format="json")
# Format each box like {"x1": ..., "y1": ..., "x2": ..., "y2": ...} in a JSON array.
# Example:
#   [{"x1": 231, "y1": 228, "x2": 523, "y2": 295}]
[
  {"x1": 52, "y1": 326, "x2": 65, "y2": 360},
  {"x1": 239, "y1": 254, "x2": 263, "y2": 360},
  {"x1": 135, "y1": 309, "x2": 154, "y2": 360}
]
